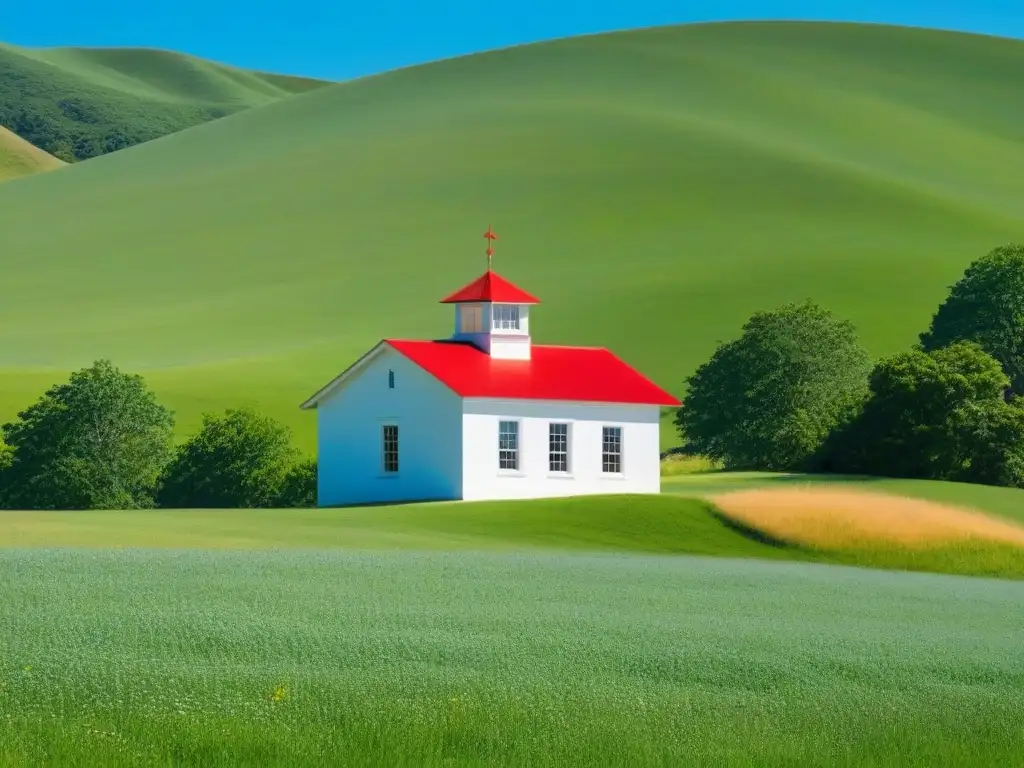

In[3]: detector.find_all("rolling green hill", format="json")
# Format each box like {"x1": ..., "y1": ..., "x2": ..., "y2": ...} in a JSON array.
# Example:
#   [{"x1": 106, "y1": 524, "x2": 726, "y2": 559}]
[
  {"x1": 2, "y1": 21, "x2": 1024, "y2": 453},
  {"x1": 3, "y1": 483, "x2": 1023, "y2": 579},
  {"x1": 0, "y1": 43, "x2": 329, "y2": 161},
  {"x1": 0, "y1": 126, "x2": 64, "y2": 180}
]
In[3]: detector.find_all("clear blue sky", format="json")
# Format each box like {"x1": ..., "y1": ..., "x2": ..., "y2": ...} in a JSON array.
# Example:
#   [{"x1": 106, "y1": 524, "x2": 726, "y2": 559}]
[{"x1": 3, "y1": 0, "x2": 1022, "y2": 80}]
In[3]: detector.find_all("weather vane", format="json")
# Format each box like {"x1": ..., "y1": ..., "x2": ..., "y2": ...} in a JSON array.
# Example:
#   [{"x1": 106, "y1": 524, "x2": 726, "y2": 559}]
[{"x1": 484, "y1": 224, "x2": 498, "y2": 269}]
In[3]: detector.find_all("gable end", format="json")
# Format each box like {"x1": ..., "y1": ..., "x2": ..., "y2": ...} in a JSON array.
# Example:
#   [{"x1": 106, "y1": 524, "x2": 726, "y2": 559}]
[{"x1": 299, "y1": 341, "x2": 391, "y2": 410}]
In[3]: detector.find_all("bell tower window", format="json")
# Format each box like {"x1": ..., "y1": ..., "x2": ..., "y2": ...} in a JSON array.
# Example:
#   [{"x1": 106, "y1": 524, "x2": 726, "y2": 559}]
[
  {"x1": 460, "y1": 304, "x2": 483, "y2": 334},
  {"x1": 493, "y1": 305, "x2": 520, "y2": 330}
]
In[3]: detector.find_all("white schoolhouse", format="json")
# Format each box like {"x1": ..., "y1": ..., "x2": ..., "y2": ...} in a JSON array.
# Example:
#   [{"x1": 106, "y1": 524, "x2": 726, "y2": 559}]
[{"x1": 300, "y1": 234, "x2": 680, "y2": 506}]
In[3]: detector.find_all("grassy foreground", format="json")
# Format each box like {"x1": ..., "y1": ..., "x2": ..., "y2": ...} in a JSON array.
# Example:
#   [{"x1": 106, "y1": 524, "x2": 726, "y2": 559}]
[
  {"x1": 3, "y1": 22, "x2": 1024, "y2": 452},
  {"x1": 3, "y1": 483, "x2": 1024, "y2": 764},
  {"x1": 2, "y1": 548, "x2": 1022, "y2": 767}
]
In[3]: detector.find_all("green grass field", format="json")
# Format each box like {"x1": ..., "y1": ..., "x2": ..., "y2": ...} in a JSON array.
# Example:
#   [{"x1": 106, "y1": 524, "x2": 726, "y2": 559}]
[
  {"x1": 3, "y1": 549, "x2": 1022, "y2": 767},
  {"x1": 3, "y1": 21, "x2": 1024, "y2": 453},
  {"x1": 3, "y1": 480, "x2": 1024, "y2": 765},
  {"x1": 0, "y1": 42, "x2": 328, "y2": 163},
  {"x1": 0, "y1": 126, "x2": 64, "y2": 181},
  {"x1": 2, "y1": 484, "x2": 1023, "y2": 579}
]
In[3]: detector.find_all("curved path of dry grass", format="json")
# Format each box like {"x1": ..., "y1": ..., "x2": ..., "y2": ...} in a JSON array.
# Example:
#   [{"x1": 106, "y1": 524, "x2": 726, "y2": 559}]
[{"x1": 711, "y1": 487, "x2": 1024, "y2": 550}]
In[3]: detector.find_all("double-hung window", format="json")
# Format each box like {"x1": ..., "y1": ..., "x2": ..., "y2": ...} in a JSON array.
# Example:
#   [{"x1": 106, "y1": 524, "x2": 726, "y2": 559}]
[
  {"x1": 602, "y1": 426, "x2": 622, "y2": 474},
  {"x1": 549, "y1": 423, "x2": 569, "y2": 472},
  {"x1": 492, "y1": 305, "x2": 520, "y2": 330},
  {"x1": 382, "y1": 424, "x2": 399, "y2": 474},
  {"x1": 499, "y1": 420, "x2": 519, "y2": 470}
]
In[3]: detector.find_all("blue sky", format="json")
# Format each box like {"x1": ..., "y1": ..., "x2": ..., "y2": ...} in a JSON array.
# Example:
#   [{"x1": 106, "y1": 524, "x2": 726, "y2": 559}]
[{"x1": 3, "y1": 0, "x2": 1022, "y2": 80}]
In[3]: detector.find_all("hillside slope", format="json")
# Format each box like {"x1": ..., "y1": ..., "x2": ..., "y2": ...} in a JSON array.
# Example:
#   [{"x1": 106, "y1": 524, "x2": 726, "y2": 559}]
[
  {"x1": 0, "y1": 43, "x2": 329, "y2": 161},
  {"x1": 0, "y1": 126, "x2": 64, "y2": 180},
  {"x1": 2, "y1": 21, "x2": 1024, "y2": 451}
]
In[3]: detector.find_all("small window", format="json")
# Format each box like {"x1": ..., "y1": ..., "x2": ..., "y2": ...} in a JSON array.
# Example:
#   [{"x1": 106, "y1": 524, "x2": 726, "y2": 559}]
[
  {"x1": 549, "y1": 423, "x2": 569, "y2": 472},
  {"x1": 382, "y1": 425, "x2": 399, "y2": 473},
  {"x1": 499, "y1": 420, "x2": 519, "y2": 470},
  {"x1": 602, "y1": 426, "x2": 622, "y2": 474},
  {"x1": 388, "y1": 369, "x2": 395, "y2": 389},
  {"x1": 460, "y1": 305, "x2": 483, "y2": 334},
  {"x1": 492, "y1": 305, "x2": 520, "y2": 330}
]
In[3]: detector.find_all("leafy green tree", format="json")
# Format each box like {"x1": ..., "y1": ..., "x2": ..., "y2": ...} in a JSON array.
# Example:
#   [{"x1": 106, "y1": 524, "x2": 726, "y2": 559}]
[
  {"x1": 48, "y1": 138, "x2": 75, "y2": 163},
  {"x1": 675, "y1": 300, "x2": 871, "y2": 471},
  {"x1": 0, "y1": 360, "x2": 175, "y2": 510},
  {"x1": 919, "y1": 243, "x2": 1024, "y2": 393},
  {"x1": 817, "y1": 342, "x2": 1024, "y2": 487},
  {"x1": 275, "y1": 457, "x2": 318, "y2": 508},
  {"x1": 949, "y1": 400, "x2": 1024, "y2": 487},
  {"x1": 157, "y1": 407, "x2": 302, "y2": 508},
  {"x1": 0, "y1": 442, "x2": 12, "y2": 498}
]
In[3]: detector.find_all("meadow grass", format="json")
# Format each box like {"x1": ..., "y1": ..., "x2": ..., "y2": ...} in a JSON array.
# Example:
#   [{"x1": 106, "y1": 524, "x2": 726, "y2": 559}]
[
  {"x1": 2, "y1": 488, "x2": 1023, "y2": 580},
  {"x1": 1, "y1": 549, "x2": 1022, "y2": 766},
  {"x1": 658, "y1": 452, "x2": 720, "y2": 476},
  {"x1": 3, "y1": 22, "x2": 1024, "y2": 452}
]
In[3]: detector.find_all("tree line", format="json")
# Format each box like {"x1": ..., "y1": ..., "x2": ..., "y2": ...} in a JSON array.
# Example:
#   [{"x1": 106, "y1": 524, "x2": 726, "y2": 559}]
[
  {"x1": 675, "y1": 243, "x2": 1024, "y2": 489},
  {"x1": 0, "y1": 361, "x2": 315, "y2": 510}
]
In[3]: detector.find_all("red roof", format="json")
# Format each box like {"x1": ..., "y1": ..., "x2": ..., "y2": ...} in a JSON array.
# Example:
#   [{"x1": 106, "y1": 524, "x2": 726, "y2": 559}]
[
  {"x1": 386, "y1": 339, "x2": 680, "y2": 406},
  {"x1": 440, "y1": 270, "x2": 540, "y2": 304}
]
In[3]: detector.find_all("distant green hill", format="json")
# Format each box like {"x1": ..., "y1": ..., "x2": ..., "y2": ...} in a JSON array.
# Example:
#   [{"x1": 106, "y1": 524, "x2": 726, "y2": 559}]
[
  {"x1": 0, "y1": 125, "x2": 64, "y2": 180},
  {"x1": 0, "y1": 44, "x2": 329, "y2": 161},
  {"x1": 2, "y1": 21, "x2": 1024, "y2": 453}
]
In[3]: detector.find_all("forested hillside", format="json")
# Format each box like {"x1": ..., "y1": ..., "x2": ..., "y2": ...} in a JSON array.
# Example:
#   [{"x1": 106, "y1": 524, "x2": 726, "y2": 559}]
[{"x1": 0, "y1": 44, "x2": 328, "y2": 161}]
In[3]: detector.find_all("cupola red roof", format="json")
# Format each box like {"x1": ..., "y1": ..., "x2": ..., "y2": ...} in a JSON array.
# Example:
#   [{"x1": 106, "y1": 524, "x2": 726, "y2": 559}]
[{"x1": 440, "y1": 270, "x2": 540, "y2": 304}]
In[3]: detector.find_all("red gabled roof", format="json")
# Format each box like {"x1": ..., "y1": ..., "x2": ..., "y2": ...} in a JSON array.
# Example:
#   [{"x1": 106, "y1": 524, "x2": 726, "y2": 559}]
[
  {"x1": 385, "y1": 339, "x2": 680, "y2": 406},
  {"x1": 440, "y1": 270, "x2": 540, "y2": 304}
]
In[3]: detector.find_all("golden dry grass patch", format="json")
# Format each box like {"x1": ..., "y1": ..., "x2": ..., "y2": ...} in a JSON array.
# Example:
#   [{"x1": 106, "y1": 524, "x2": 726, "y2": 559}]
[
  {"x1": 711, "y1": 487, "x2": 1024, "y2": 551},
  {"x1": 0, "y1": 126, "x2": 65, "y2": 181}
]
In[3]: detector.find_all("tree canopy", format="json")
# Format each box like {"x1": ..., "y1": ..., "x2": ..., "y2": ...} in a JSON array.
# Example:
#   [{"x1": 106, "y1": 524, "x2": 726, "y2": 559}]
[
  {"x1": 919, "y1": 243, "x2": 1024, "y2": 394},
  {"x1": 816, "y1": 341, "x2": 1024, "y2": 487},
  {"x1": 275, "y1": 457, "x2": 318, "y2": 508},
  {"x1": 675, "y1": 300, "x2": 871, "y2": 471},
  {"x1": 0, "y1": 360, "x2": 175, "y2": 509},
  {"x1": 156, "y1": 407, "x2": 307, "y2": 509}
]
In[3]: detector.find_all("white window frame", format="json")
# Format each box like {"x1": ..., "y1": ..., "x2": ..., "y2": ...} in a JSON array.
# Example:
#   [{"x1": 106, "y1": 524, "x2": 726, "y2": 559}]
[
  {"x1": 601, "y1": 426, "x2": 623, "y2": 475},
  {"x1": 492, "y1": 304, "x2": 521, "y2": 331},
  {"x1": 548, "y1": 422, "x2": 570, "y2": 474},
  {"x1": 381, "y1": 423, "x2": 400, "y2": 475},
  {"x1": 498, "y1": 419, "x2": 520, "y2": 472}
]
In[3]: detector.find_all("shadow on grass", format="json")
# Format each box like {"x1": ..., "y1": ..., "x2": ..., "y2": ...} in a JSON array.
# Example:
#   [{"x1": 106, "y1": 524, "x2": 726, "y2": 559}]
[{"x1": 705, "y1": 506, "x2": 806, "y2": 552}]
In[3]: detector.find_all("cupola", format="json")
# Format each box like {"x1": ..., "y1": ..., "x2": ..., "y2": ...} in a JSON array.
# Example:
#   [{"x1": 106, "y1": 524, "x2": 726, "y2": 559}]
[{"x1": 440, "y1": 226, "x2": 540, "y2": 360}]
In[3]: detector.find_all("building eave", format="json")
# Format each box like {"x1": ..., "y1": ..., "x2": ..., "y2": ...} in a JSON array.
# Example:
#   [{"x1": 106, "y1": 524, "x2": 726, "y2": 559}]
[
  {"x1": 460, "y1": 395, "x2": 682, "y2": 407},
  {"x1": 298, "y1": 340, "x2": 390, "y2": 410}
]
